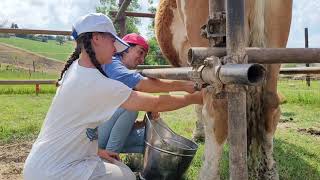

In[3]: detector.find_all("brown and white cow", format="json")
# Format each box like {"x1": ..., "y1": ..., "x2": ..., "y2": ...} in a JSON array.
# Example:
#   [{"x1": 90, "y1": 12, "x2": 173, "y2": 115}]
[{"x1": 155, "y1": 0, "x2": 292, "y2": 179}]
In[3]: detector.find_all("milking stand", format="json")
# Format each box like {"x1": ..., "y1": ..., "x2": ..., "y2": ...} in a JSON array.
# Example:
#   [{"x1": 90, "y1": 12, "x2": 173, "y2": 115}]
[{"x1": 138, "y1": 0, "x2": 320, "y2": 179}]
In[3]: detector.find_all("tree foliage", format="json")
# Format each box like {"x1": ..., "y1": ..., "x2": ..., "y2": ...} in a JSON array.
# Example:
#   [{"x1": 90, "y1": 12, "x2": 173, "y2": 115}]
[
  {"x1": 0, "y1": 18, "x2": 8, "y2": 28},
  {"x1": 144, "y1": 0, "x2": 168, "y2": 65},
  {"x1": 96, "y1": 0, "x2": 168, "y2": 65},
  {"x1": 97, "y1": 0, "x2": 141, "y2": 35},
  {"x1": 145, "y1": 37, "x2": 168, "y2": 65},
  {"x1": 56, "y1": 36, "x2": 65, "y2": 45}
]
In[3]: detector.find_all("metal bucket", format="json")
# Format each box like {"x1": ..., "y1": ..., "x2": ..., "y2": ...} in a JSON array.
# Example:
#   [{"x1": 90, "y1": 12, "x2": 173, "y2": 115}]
[{"x1": 140, "y1": 113, "x2": 198, "y2": 180}]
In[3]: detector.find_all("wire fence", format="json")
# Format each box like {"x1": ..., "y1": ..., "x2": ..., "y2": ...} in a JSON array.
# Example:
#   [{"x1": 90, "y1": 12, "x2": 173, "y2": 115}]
[{"x1": 278, "y1": 75, "x2": 320, "y2": 104}]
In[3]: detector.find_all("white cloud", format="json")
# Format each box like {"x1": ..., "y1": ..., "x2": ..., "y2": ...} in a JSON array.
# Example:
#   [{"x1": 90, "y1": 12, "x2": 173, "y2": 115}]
[
  {"x1": 1, "y1": 0, "x2": 100, "y2": 30},
  {"x1": 287, "y1": 0, "x2": 320, "y2": 47}
]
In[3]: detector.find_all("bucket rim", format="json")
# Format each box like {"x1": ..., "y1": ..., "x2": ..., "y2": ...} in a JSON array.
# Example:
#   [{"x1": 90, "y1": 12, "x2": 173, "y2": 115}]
[
  {"x1": 144, "y1": 141, "x2": 196, "y2": 157},
  {"x1": 145, "y1": 113, "x2": 198, "y2": 151}
]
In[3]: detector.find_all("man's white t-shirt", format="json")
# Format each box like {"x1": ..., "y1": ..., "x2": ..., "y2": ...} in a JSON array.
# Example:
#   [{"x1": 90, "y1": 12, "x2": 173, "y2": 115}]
[{"x1": 23, "y1": 60, "x2": 131, "y2": 180}]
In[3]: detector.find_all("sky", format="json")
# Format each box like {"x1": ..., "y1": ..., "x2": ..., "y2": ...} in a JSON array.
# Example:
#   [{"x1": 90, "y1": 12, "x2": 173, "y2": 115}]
[{"x1": 0, "y1": 0, "x2": 319, "y2": 48}]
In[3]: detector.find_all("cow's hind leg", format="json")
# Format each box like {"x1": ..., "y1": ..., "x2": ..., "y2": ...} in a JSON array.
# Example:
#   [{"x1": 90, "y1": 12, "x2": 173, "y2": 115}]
[
  {"x1": 259, "y1": 91, "x2": 281, "y2": 180},
  {"x1": 192, "y1": 105, "x2": 205, "y2": 142},
  {"x1": 199, "y1": 92, "x2": 228, "y2": 180}
]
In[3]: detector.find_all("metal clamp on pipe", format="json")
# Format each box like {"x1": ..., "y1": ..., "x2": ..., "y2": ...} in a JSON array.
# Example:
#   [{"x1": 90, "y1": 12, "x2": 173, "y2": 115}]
[
  {"x1": 188, "y1": 49, "x2": 266, "y2": 86},
  {"x1": 138, "y1": 55, "x2": 266, "y2": 93}
]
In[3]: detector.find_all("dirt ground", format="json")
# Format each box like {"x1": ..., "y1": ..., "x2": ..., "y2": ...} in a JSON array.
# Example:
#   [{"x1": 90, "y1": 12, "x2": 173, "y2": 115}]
[{"x1": 0, "y1": 140, "x2": 33, "y2": 180}]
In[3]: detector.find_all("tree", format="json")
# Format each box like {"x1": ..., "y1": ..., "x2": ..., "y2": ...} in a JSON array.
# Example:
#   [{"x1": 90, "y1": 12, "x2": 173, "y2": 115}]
[
  {"x1": 144, "y1": 37, "x2": 167, "y2": 65},
  {"x1": 0, "y1": 18, "x2": 8, "y2": 28},
  {"x1": 56, "y1": 36, "x2": 65, "y2": 45},
  {"x1": 11, "y1": 23, "x2": 27, "y2": 38},
  {"x1": 144, "y1": 0, "x2": 168, "y2": 65},
  {"x1": 10, "y1": 23, "x2": 18, "y2": 29},
  {"x1": 97, "y1": 0, "x2": 141, "y2": 35},
  {"x1": 0, "y1": 18, "x2": 9, "y2": 38},
  {"x1": 96, "y1": 0, "x2": 167, "y2": 65}
]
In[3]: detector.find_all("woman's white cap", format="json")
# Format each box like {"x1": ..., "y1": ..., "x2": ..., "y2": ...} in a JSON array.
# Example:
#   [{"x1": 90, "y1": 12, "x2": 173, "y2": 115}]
[{"x1": 72, "y1": 13, "x2": 129, "y2": 53}]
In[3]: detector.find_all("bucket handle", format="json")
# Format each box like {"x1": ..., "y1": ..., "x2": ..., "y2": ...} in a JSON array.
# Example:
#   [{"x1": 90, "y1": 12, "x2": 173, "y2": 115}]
[
  {"x1": 146, "y1": 112, "x2": 177, "y2": 135},
  {"x1": 145, "y1": 112, "x2": 169, "y2": 146}
]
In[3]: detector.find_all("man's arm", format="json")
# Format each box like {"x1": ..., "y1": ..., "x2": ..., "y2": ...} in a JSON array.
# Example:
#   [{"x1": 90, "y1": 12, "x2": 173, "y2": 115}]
[{"x1": 134, "y1": 77, "x2": 196, "y2": 93}]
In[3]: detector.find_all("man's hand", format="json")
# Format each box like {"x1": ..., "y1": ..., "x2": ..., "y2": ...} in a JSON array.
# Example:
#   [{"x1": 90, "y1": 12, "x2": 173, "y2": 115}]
[{"x1": 98, "y1": 149, "x2": 120, "y2": 163}]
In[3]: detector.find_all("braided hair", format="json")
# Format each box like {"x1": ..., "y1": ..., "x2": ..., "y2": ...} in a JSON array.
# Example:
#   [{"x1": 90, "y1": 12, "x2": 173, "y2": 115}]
[
  {"x1": 56, "y1": 32, "x2": 108, "y2": 87},
  {"x1": 56, "y1": 43, "x2": 81, "y2": 87},
  {"x1": 82, "y1": 33, "x2": 108, "y2": 77}
]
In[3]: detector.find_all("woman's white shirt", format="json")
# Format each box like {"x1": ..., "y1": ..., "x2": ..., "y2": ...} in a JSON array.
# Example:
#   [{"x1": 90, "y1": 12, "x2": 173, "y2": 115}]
[{"x1": 23, "y1": 60, "x2": 131, "y2": 180}]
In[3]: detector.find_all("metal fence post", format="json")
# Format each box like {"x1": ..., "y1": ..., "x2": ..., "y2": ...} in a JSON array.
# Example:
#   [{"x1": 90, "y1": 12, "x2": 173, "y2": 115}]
[
  {"x1": 305, "y1": 28, "x2": 311, "y2": 87},
  {"x1": 226, "y1": 0, "x2": 248, "y2": 179}
]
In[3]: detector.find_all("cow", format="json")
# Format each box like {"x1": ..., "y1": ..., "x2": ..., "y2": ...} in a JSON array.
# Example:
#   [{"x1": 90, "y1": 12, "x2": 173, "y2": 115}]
[{"x1": 155, "y1": 0, "x2": 292, "y2": 179}]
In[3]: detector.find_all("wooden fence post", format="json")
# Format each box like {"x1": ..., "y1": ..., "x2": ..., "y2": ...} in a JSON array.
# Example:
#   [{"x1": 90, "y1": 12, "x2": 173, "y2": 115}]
[
  {"x1": 33, "y1": 61, "x2": 36, "y2": 72},
  {"x1": 35, "y1": 84, "x2": 40, "y2": 95}
]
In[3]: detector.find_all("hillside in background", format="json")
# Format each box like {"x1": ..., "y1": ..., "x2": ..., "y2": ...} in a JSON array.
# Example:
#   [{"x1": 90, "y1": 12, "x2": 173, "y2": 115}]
[
  {"x1": 0, "y1": 37, "x2": 75, "y2": 74},
  {"x1": 0, "y1": 37, "x2": 74, "y2": 61}
]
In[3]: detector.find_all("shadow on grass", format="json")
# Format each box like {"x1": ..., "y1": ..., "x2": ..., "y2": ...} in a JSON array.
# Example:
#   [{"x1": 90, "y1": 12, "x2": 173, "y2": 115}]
[
  {"x1": 274, "y1": 139, "x2": 320, "y2": 180},
  {"x1": 281, "y1": 111, "x2": 296, "y2": 117},
  {"x1": 199, "y1": 138, "x2": 320, "y2": 180}
]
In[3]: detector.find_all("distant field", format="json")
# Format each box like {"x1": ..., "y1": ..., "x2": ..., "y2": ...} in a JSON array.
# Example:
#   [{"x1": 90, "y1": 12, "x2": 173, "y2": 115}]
[{"x1": 0, "y1": 37, "x2": 74, "y2": 61}]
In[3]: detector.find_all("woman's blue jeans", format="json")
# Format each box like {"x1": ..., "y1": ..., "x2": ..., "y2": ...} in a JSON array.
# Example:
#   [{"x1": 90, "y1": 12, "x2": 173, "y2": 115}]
[{"x1": 98, "y1": 107, "x2": 145, "y2": 153}]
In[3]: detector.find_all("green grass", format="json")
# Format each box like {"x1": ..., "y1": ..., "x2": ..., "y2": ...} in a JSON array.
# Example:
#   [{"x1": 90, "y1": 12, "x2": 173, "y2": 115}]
[
  {"x1": 274, "y1": 130, "x2": 320, "y2": 180},
  {"x1": 281, "y1": 103, "x2": 320, "y2": 128},
  {"x1": 1, "y1": 94, "x2": 318, "y2": 179},
  {"x1": 0, "y1": 64, "x2": 58, "y2": 79},
  {"x1": 0, "y1": 94, "x2": 53, "y2": 143},
  {"x1": 0, "y1": 37, "x2": 74, "y2": 61},
  {"x1": 0, "y1": 75, "x2": 319, "y2": 179},
  {"x1": 160, "y1": 104, "x2": 320, "y2": 180}
]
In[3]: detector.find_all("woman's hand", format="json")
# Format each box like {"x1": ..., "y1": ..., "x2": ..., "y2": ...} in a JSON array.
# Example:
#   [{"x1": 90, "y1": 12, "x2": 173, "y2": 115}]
[
  {"x1": 188, "y1": 89, "x2": 204, "y2": 105},
  {"x1": 151, "y1": 112, "x2": 160, "y2": 120},
  {"x1": 184, "y1": 81, "x2": 198, "y2": 94},
  {"x1": 98, "y1": 148, "x2": 120, "y2": 163}
]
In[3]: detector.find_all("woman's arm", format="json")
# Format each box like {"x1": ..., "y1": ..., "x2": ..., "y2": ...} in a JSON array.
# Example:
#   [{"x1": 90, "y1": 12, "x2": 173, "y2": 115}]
[{"x1": 120, "y1": 90, "x2": 203, "y2": 112}]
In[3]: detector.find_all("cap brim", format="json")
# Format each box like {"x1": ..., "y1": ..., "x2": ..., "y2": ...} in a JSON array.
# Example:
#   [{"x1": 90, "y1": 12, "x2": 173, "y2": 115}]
[{"x1": 111, "y1": 34, "x2": 129, "y2": 53}]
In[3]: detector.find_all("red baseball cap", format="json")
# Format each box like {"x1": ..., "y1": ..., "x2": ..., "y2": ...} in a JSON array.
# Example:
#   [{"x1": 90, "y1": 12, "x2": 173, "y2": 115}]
[{"x1": 122, "y1": 33, "x2": 149, "y2": 53}]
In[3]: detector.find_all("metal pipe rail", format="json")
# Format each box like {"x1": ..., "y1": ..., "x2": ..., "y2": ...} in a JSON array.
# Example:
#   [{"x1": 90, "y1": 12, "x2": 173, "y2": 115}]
[
  {"x1": 138, "y1": 63, "x2": 266, "y2": 86},
  {"x1": 138, "y1": 67, "x2": 191, "y2": 80},
  {"x1": 136, "y1": 65, "x2": 172, "y2": 69},
  {"x1": 246, "y1": 48, "x2": 320, "y2": 64},
  {"x1": 137, "y1": 64, "x2": 320, "y2": 84},
  {"x1": 279, "y1": 67, "x2": 320, "y2": 74},
  {"x1": 189, "y1": 47, "x2": 320, "y2": 64}
]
